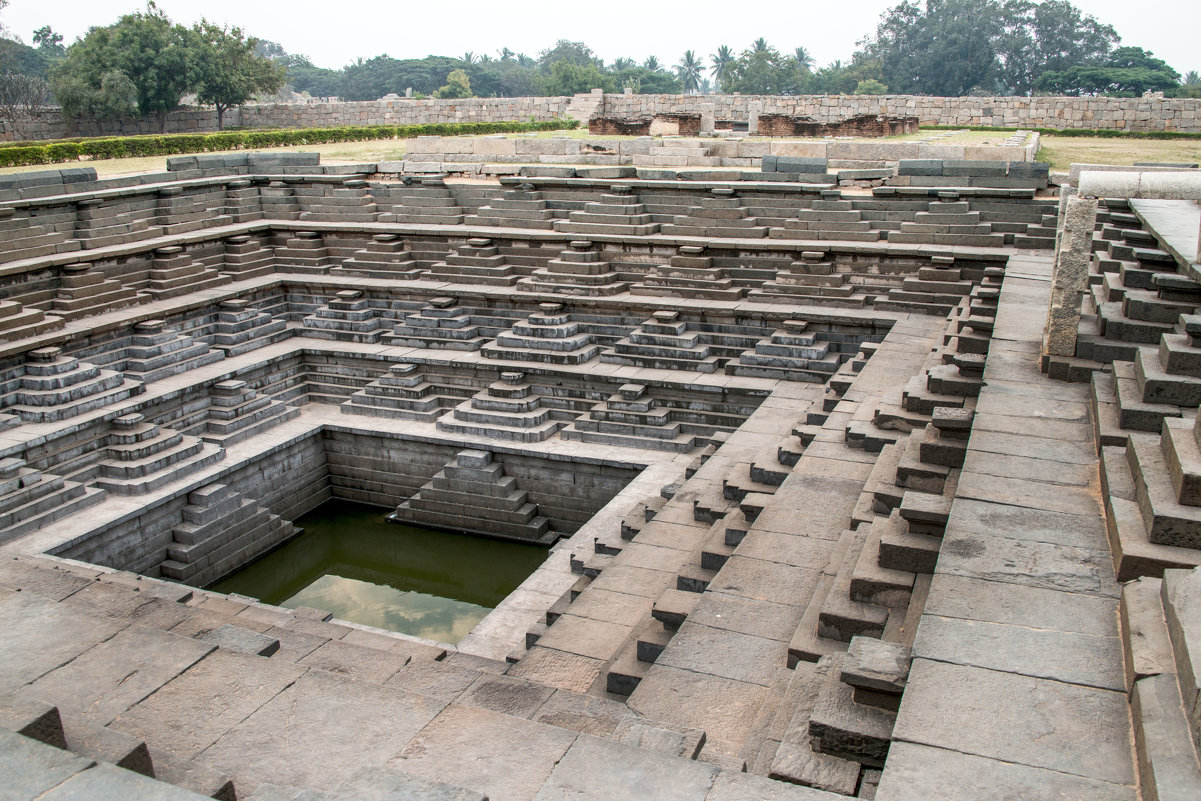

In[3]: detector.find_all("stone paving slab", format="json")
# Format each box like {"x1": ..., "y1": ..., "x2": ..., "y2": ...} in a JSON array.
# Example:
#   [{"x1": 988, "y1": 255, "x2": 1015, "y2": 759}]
[
  {"x1": 39, "y1": 761, "x2": 214, "y2": 801},
  {"x1": 532, "y1": 733, "x2": 717, "y2": 801},
  {"x1": 627, "y1": 665, "x2": 768, "y2": 760},
  {"x1": 0, "y1": 727, "x2": 95, "y2": 801},
  {"x1": 876, "y1": 740, "x2": 1136, "y2": 801},
  {"x1": 922, "y1": 573, "x2": 1118, "y2": 638},
  {"x1": 110, "y1": 649, "x2": 305, "y2": 760},
  {"x1": 936, "y1": 523, "x2": 1117, "y2": 597},
  {"x1": 457, "y1": 672, "x2": 557, "y2": 719},
  {"x1": 390, "y1": 704, "x2": 577, "y2": 801},
  {"x1": 912, "y1": 614, "x2": 1125, "y2": 691},
  {"x1": 685, "y1": 591, "x2": 804, "y2": 642},
  {"x1": 0, "y1": 592, "x2": 128, "y2": 695},
  {"x1": 197, "y1": 668, "x2": 446, "y2": 792},
  {"x1": 893, "y1": 659, "x2": 1135, "y2": 787},
  {"x1": 946, "y1": 497, "x2": 1110, "y2": 551},
  {"x1": 505, "y1": 647, "x2": 605, "y2": 695},
  {"x1": 655, "y1": 622, "x2": 786, "y2": 687},
  {"x1": 21, "y1": 624, "x2": 215, "y2": 726}
]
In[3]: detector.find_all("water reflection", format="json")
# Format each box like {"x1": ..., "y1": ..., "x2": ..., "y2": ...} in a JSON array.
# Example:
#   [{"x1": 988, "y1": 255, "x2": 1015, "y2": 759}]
[{"x1": 210, "y1": 500, "x2": 547, "y2": 643}]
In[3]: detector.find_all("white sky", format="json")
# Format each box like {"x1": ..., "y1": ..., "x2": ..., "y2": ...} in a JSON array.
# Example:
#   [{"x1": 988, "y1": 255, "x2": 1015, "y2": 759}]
[{"x1": 2, "y1": 0, "x2": 1196, "y2": 75}]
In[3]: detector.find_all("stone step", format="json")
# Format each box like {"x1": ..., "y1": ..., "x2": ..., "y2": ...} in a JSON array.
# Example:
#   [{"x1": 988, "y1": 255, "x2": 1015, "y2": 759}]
[
  {"x1": 766, "y1": 659, "x2": 863, "y2": 794},
  {"x1": 807, "y1": 652, "x2": 895, "y2": 768}
]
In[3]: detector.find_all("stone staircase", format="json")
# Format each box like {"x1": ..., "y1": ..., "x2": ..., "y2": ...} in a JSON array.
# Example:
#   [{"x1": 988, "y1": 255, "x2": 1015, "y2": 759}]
[
  {"x1": 634, "y1": 245, "x2": 743, "y2": 301},
  {"x1": 659, "y1": 188, "x2": 767, "y2": 238},
  {"x1": 481, "y1": 303, "x2": 601, "y2": 365},
  {"x1": 389, "y1": 449, "x2": 555, "y2": 544},
  {"x1": 91, "y1": 413, "x2": 224, "y2": 497},
  {"x1": 561, "y1": 383, "x2": 706, "y2": 453},
  {"x1": 200, "y1": 380, "x2": 299, "y2": 447},
  {"x1": 339, "y1": 362, "x2": 471, "y2": 422},
  {"x1": 330, "y1": 234, "x2": 422, "y2": 280},
  {"x1": 51, "y1": 263, "x2": 140, "y2": 321},
  {"x1": 144, "y1": 246, "x2": 231, "y2": 302},
  {"x1": 517, "y1": 240, "x2": 629, "y2": 296},
  {"x1": 424, "y1": 238, "x2": 521, "y2": 286},
  {"x1": 121, "y1": 320, "x2": 224, "y2": 385},
  {"x1": 205, "y1": 299, "x2": 290, "y2": 358},
  {"x1": 5, "y1": 346, "x2": 142, "y2": 424},
  {"x1": 0, "y1": 300, "x2": 63, "y2": 343},
  {"x1": 553, "y1": 184, "x2": 660, "y2": 236},
  {"x1": 1118, "y1": 567, "x2": 1201, "y2": 801},
  {"x1": 435, "y1": 372, "x2": 567, "y2": 443},
  {"x1": 465, "y1": 186, "x2": 557, "y2": 230},
  {"x1": 158, "y1": 483, "x2": 298, "y2": 586},
  {"x1": 373, "y1": 177, "x2": 465, "y2": 225},
  {"x1": 0, "y1": 458, "x2": 103, "y2": 544}
]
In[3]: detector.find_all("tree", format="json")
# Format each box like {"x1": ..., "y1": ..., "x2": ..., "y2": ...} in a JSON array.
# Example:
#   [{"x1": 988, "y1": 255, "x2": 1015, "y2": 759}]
[
  {"x1": 612, "y1": 65, "x2": 681, "y2": 94},
  {"x1": 433, "y1": 68, "x2": 472, "y2": 98},
  {"x1": 51, "y1": 4, "x2": 194, "y2": 131},
  {"x1": 643, "y1": 55, "x2": 662, "y2": 72},
  {"x1": 793, "y1": 46, "x2": 815, "y2": 71},
  {"x1": 462, "y1": 52, "x2": 477, "y2": 65},
  {"x1": 994, "y1": 0, "x2": 1119, "y2": 95},
  {"x1": 32, "y1": 26, "x2": 65, "y2": 57},
  {"x1": 722, "y1": 44, "x2": 805, "y2": 95},
  {"x1": 191, "y1": 20, "x2": 284, "y2": 129},
  {"x1": 538, "y1": 40, "x2": 599, "y2": 69},
  {"x1": 1036, "y1": 46, "x2": 1181, "y2": 96},
  {"x1": 535, "y1": 60, "x2": 615, "y2": 95},
  {"x1": 710, "y1": 45, "x2": 734, "y2": 91},
  {"x1": 861, "y1": 0, "x2": 1000, "y2": 96},
  {"x1": 677, "y1": 50, "x2": 703, "y2": 94},
  {"x1": 0, "y1": 71, "x2": 48, "y2": 137},
  {"x1": 752, "y1": 38, "x2": 769, "y2": 54},
  {"x1": 853, "y1": 78, "x2": 888, "y2": 95}
]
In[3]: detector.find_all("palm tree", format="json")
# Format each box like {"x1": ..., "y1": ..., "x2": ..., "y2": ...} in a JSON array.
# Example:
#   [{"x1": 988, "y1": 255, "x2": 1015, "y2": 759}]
[
  {"x1": 794, "y1": 46, "x2": 815, "y2": 71},
  {"x1": 1185, "y1": 70, "x2": 1200, "y2": 86},
  {"x1": 752, "y1": 38, "x2": 769, "y2": 54},
  {"x1": 612, "y1": 57, "x2": 636, "y2": 72},
  {"x1": 677, "y1": 50, "x2": 703, "y2": 94},
  {"x1": 462, "y1": 52, "x2": 478, "y2": 65},
  {"x1": 498, "y1": 47, "x2": 515, "y2": 62},
  {"x1": 711, "y1": 45, "x2": 734, "y2": 90},
  {"x1": 643, "y1": 55, "x2": 662, "y2": 72},
  {"x1": 516, "y1": 53, "x2": 534, "y2": 67}
]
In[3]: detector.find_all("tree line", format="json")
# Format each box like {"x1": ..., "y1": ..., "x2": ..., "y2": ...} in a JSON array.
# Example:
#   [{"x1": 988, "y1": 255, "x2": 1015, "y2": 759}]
[{"x1": 1, "y1": 0, "x2": 1198, "y2": 137}]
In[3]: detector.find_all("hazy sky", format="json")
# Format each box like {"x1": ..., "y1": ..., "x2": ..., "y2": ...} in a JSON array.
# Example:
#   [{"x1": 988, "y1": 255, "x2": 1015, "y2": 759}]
[{"x1": 2, "y1": 0, "x2": 1196, "y2": 74}]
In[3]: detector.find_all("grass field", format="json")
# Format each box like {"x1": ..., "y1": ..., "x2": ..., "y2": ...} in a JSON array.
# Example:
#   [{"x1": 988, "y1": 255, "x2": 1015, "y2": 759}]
[{"x1": 1, "y1": 127, "x2": 1198, "y2": 178}]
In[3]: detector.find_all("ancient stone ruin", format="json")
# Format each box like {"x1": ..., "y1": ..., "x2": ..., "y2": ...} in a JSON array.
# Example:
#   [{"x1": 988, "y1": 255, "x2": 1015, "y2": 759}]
[{"x1": 0, "y1": 142, "x2": 1199, "y2": 801}]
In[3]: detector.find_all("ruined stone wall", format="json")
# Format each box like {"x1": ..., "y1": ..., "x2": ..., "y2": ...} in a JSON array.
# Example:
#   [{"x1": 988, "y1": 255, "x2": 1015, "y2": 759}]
[
  {"x1": 0, "y1": 97, "x2": 573, "y2": 141},
  {"x1": 599, "y1": 94, "x2": 1201, "y2": 133},
  {"x1": 5, "y1": 93, "x2": 1199, "y2": 141}
]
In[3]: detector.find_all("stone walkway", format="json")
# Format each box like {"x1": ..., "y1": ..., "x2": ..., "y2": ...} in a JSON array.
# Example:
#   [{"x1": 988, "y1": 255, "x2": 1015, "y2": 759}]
[{"x1": 877, "y1": 253, "x2": 1136, "y2": 800}]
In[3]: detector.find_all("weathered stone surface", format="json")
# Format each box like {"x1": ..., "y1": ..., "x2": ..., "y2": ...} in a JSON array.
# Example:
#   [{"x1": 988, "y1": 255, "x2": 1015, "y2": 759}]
[
  {"x1": 532, "y1": 734, "x2": 717, "y2": 801},
  {"x1": 110, "y1": 650, "x2": 305, "y2": 760},
  {"x1": 391, "y1": 705, "x2": 576, "y2": 801},
  {"x1": 200, "y1": 669, "x2": 445, "y2": 791},
  {"x1": 875, "y1": 740, "x2": 1136, "y2": 801},
  {"x1": 24, "y1": 625, "x2": 215, "y2": 726},
  {"x1": 893, "y1": 659, "x2": 1135, "y2": 786},
  {"x1": 0, "y1": 593, "x2": 127, "y2": 695}
]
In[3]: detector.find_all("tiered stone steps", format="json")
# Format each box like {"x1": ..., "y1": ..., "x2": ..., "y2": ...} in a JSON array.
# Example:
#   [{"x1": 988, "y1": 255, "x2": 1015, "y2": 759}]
[
  {"x1": 294, "y1": 180, "x2": 378, "y2": 223},
  {"x1": 0, "y1": 300, "x2": 63, "y2": 343},
  {"x1": 1117, "y1": 569, "x2": 1201, "y2": 801},
  {"x1": 553, "y1": 184, "x2": 660, "y2": 236},
  {"x1": 299, "y1": 290, "x2": 396, "y2": 344},
  {"x1": 120, "y1": 320, "x2": 223, "y2": 385},
  {"x1": 373, "y1": 178, "x2": 465, "y2": 225},
  {"x1": 388, "y1": 449, "x2": 555, "y2": 544},
  {"x1": 0, "y1": 205, "x2": 80, "y2": 261},
  {"x1": 51, "y1": 263, "x2": 140, "y2": 321},
  {"x1": 481, "y1": 302, "x2": 600, "y2": 365},
  {"x1": 205, "y1": 299, "x2": 289, "y2": 357},
  {"x1": 201, "y1": 380, "x2": 298, "y2": 447},
  {"x1": 778, "y1": 200, "x2": 883, "y2": 242},
  {"x1": 633, "y1": 245, "x2": 744, "y2": 301},
  {"x1": 220, "y1": 234, "x2": 274, "y2": 278},
  {"x1": 466, "y1": 186, "x2": 557, "y2": 230},
  {"x1": 602, "y1": 310, "x2": 721, "y2": 373},
  {"x1": 747, "y1": 251, "x2": 864, "y2": 308},
  {"x1": 730, "y1": 320, "x2": 841, "y2": 382},
  {"x1": 91, "y1": 414, "x2": 224, "y2": 496},
  {"x1": 517, "y1": 240, "x2": 629, "y2": 296},
  {"x1": 562, "y1": 383, "x2": 705, "y2": 452},
  {"x1": 659, "y1": 188, "x2": 767, "y2": 238},
  {"x1": 274, "y1": 231, "x2": 335, "y2": 273},
  {"x1": 340, "y1": 363, "x2": 470, "y2": 422},
  {"x1": 144, "y1": 246, "x2": 230, "y2": 302},
  {"x1": 386, "y1": 296, "x2": 494, "y2": 351},
  {"x1": 6, "y1": 347, "x2": 142, "y2": 424},
  {"x1": 435, "y1": 372, "x2": 566, "y2": 443},
  {"x1": 424, "y1": 238, "x2": 521, "y2": 286},
  {"x1": 156, "y1": 185, "x2": 232, "y2": 235},
  {"x1": 331, "y1": 234, "x2": 422, "y2": 280},
  {"x1": 0, "y1": 458, "x2": 104, "y2": 544},
  {"x1": 159, "y1": 483, "x2": 298, "y2": 586}
]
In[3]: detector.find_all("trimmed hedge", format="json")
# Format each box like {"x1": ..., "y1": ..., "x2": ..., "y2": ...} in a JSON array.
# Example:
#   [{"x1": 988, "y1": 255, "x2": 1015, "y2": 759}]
[
  {"x1": 0, "y1": 119, "x2": 580, "y2": 168},
  {"x1": 922, "y1": 124, "x2": 1201, "y2": 140}
]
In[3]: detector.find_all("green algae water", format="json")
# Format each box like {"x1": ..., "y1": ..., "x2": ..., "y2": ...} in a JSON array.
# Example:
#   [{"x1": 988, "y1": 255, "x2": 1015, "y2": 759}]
[{"x1": 210, "y1": 500, "x2": 548, "y2": 643}]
